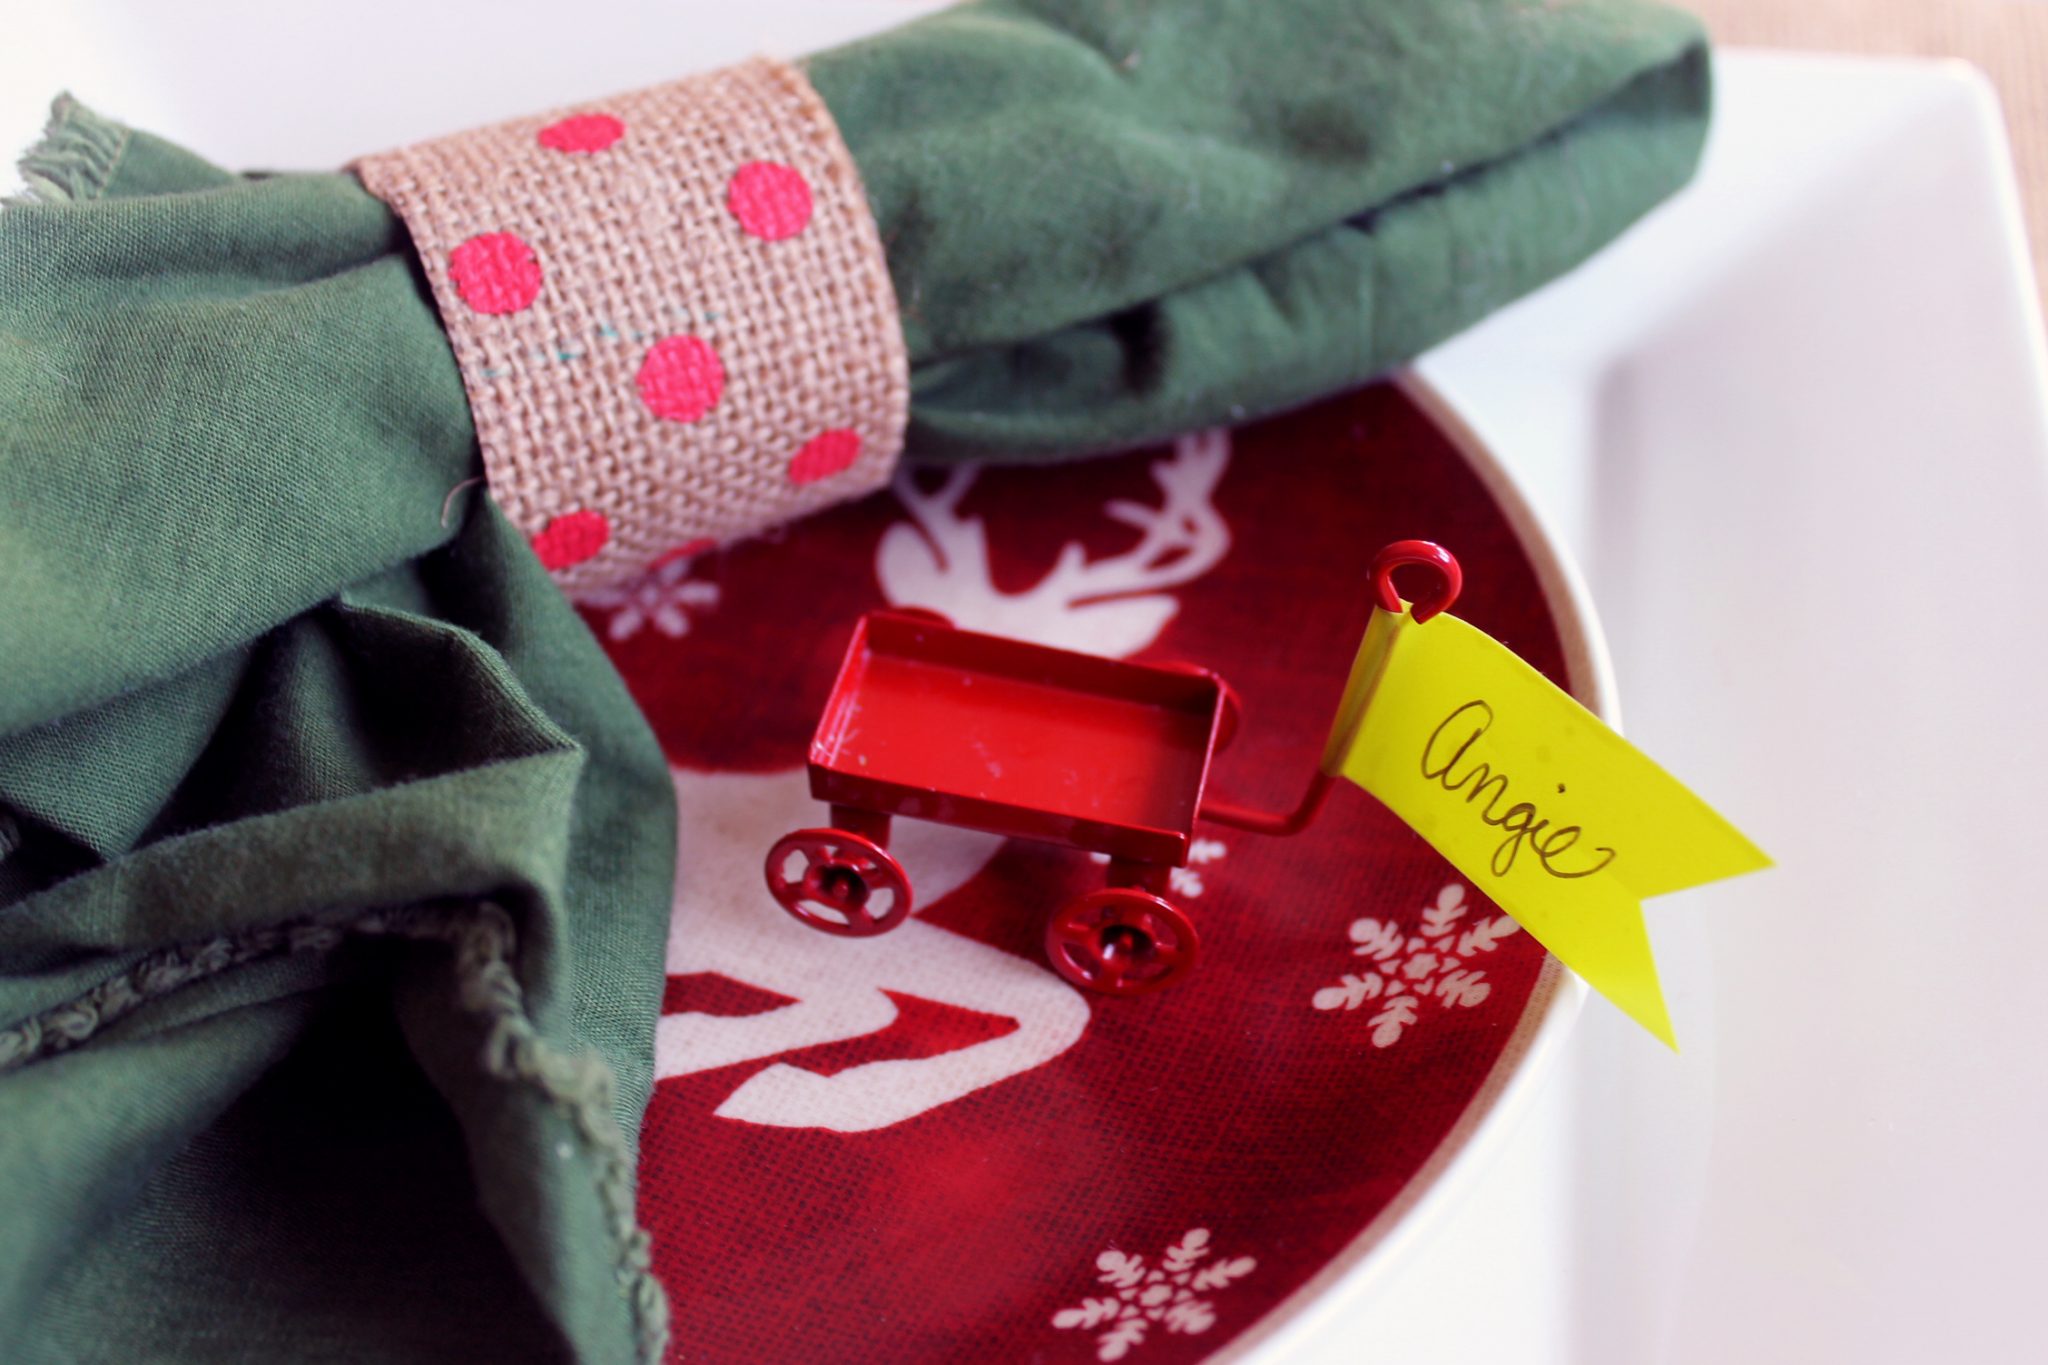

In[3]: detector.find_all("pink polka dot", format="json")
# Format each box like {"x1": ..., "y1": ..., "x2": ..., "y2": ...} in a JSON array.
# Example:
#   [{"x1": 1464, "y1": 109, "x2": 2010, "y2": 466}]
[
  {"x1": 448, "y1": 232, "x2": 542, "y2": 315},
  {"x1": 650, "y1": 538, "x2": 717, "y2": 571},
  {"x1": 529, "y1": 509, "x2": 611, "y2": 571},
  {"x1": 538, "y1": 113, "x2": 625, "y2": 154},
  {"x1": 726, "y1": 161, "x2": 813, "y2": 241},
  {"x1": 788, "y1": 429, "x2": 862, "y2": 485},
  {"x1": 636, "y1": 336, "x2": 725, "y2": 423}
]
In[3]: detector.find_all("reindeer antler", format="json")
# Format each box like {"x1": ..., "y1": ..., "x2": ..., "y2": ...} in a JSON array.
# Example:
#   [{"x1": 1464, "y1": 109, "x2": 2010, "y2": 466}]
[
  {"x1": 892, "y1": 465, "x2": 983, "y2": 574},
  {"x1": 877, "y1": 431, "x2": 1235, "y2": 656},
  {"x1": 1089, "y1": 429, "x2": 1232, "y2": 599}
]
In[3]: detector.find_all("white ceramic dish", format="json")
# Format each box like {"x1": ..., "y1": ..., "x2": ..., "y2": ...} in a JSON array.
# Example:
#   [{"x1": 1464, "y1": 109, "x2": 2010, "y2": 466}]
[{"x1": 1416, "y1": 50, "x2": 2048, "y2": 1365}]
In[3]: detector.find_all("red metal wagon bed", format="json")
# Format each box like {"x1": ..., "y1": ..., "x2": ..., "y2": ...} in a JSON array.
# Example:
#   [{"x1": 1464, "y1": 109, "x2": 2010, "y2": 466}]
[{"x1": 763, "y1": 544, "x2": 1462, "y2": 996}]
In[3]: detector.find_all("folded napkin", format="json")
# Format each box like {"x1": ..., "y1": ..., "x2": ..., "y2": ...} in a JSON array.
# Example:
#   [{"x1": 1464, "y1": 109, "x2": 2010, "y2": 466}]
[{"x1": 0, "y1": 2, "x2": 1707, "y2": 1360}]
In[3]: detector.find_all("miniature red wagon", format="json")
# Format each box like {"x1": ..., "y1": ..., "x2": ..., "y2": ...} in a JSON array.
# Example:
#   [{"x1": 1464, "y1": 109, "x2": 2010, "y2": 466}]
[{"x1": 763, "y1": 542, "x2": 1464, "y2": 997}]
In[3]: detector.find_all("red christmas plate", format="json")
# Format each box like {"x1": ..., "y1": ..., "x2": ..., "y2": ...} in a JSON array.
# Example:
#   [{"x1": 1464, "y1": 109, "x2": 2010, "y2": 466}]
[{"x1": 583, "y1": 376, "x2": 1605, "y2": 1364}]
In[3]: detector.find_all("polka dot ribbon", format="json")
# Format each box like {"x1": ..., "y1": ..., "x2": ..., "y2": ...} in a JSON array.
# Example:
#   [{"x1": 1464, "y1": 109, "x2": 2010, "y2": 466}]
[{"x1": 353, "y1": 58, "x2": 908, "y2": 590}]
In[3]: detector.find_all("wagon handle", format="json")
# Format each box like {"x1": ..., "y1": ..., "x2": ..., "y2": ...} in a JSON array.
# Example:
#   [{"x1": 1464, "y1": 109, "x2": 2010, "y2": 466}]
[
  {"x1": 1202, "y1": 540, "x2": 1460, "y2": 838},
  {"x1": 1200, "y1": 771, "x2": 1336, "y2": 838},
  {"x1": 1372, "y1": 540, "x2": 1462, "y2": 624}
]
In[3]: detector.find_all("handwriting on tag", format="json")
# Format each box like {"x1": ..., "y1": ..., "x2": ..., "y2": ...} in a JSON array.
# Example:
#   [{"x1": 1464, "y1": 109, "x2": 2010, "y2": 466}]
[
  {"x1": 1321, "y1": 605, "x2": 1768, "y2": 1049},
  {"x1": 1420, "y1": 699, "x2": 1618, "y2": 880}
]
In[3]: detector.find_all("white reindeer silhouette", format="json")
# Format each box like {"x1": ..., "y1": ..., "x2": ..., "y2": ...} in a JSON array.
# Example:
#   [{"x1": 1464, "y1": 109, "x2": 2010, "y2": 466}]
[
  {"x1": 656, "y1": 432, "x2": 1233, "y2": 1132},
  {"x1": 878, "y1": 427, "x2": 1233, "y2": 655}
]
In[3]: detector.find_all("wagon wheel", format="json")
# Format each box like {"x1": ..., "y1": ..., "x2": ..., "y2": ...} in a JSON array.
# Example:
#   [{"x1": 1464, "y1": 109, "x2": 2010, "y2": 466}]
[
  {"x1": 1045, "y1": 889, "x2": 1200, "y2": 996},
  {"x1": 764, "y1": 828, "x2": 913, "y2": 937}
]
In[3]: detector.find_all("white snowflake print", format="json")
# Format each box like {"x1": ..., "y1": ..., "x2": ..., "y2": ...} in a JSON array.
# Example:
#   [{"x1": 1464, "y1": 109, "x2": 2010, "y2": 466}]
[
  {"x1": 1051, "y1": 1228, "x2": 1257, "y2": 1361},
  {"x1": 1089, "y1": 839, "x2": 1227, "y2": 899},
  {"x1": 1310, "y1": 882, "x2": 1519, "y2": 1047},
  {"x1": 577, "y1": 555, "x2": 719, "y2": 641}
]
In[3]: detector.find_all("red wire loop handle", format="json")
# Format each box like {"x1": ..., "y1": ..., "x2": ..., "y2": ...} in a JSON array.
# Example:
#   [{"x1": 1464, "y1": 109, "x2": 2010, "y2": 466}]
[
  {"x1": 1199, "y1": 539, "x2": 1458, "y2": 836},
  {"x1": 1371, "y1": 540, "x2": 1463, "y2": 623}
]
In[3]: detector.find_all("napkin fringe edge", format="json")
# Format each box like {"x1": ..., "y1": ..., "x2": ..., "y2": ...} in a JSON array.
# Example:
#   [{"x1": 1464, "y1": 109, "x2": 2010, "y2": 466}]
[
  {"x1": 10, "y1": 93, "x2": 129, "y2": 206},
  {"x1": 0, "y1": 899, "x2": 671, "y2": 1363}
]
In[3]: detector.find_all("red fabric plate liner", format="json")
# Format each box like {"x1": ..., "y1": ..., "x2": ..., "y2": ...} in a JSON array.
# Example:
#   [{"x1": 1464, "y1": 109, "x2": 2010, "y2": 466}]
[{"x1": 589, "y1": 378, "x2": 1596, "y2": 1364}]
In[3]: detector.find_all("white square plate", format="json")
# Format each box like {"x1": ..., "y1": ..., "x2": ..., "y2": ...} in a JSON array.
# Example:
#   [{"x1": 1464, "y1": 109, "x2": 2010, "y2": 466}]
[{"x1": 1408, "y1": 50, "x2": 2048, "y2": 1365}]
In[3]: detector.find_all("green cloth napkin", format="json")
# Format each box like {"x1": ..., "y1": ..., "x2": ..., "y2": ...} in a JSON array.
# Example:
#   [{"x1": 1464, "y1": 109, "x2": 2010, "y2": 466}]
[{"x1": 0, "y1": 2, "x2": 1708, "y2": 1360}]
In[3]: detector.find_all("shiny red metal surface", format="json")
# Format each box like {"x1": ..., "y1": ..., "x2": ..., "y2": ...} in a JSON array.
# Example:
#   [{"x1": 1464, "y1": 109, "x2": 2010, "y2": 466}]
[
  {"x1": 807, "y1": 612, "x2": 1228, "y2": 865},
  {"x1": 1044, "y1": 888, "x2": 1200, "y2": 996},
  {"x1": 1199, "y1": 769, "x2": 1338, "y2": 838},
  {"x1": 764, "y1": 826, "x2": 911, "y2": 936},
  {"x1": 1371, "y1": 538, "x2": 1464, "y2": 623}
]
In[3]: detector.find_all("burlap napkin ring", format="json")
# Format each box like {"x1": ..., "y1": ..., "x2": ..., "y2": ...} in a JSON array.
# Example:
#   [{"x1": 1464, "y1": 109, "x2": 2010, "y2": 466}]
[{"x1": 354, "y1": 58, "x2": 909, "y2": 592}]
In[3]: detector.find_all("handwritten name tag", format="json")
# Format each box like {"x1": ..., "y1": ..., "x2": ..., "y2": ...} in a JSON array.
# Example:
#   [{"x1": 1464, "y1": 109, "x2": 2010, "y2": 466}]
[
  {"x1": 1321, "y1": 604, "x2": 1768, "y2": 1048},
  {"x1": 1421, "y1": 700, "x2": 1618, "y2": 880}
]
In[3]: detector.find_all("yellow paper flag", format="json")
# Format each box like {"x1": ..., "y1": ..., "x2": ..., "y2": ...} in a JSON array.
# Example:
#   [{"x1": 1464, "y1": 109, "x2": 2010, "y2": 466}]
[{"x1": 1321, "y1": 603, "x2": 1769, "y2": 1049}]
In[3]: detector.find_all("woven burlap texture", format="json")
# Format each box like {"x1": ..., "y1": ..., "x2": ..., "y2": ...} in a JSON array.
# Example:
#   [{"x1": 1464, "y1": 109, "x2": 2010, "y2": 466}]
[{"x1": 355, "y1": 57, "x2": 908, "y2": 592}]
